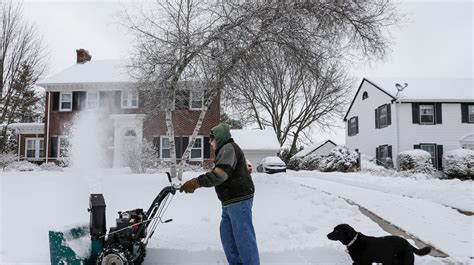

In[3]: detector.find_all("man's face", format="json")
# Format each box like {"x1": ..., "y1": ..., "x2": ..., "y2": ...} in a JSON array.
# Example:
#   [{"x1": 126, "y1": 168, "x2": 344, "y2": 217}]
[{"x1": 210, "y1": 138, "x2": 217, "y2": 150}]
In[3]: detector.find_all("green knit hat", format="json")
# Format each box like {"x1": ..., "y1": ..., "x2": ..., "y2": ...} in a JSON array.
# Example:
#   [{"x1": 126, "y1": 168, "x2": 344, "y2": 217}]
[{"x1": 210, "y1": 123, "x2": 231, "y2": 148}]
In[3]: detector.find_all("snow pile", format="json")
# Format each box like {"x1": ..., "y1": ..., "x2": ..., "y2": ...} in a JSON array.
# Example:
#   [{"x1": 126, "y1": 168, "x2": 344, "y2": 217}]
[
  {"x1": 398, "y1": 150, "x2": 436, "y2": 175},
  {"x1": 319, "y1": 146, "x2": 358, "y2": 172},
  {"x1": 360, "y1": 155, "x2": 395, "y2": 176},
  {"x1": 3, "y1": 160, "x2": 40, "y2": 171},
  {"x1": 62, "y1": 226, "x2": 91, "y2": 260},
  {"x1": 443, "y1": 149, "x2": 474, "y2": 179},
  {"x1": 39, "y1": 162, "x2": 64, "y2": 171}
]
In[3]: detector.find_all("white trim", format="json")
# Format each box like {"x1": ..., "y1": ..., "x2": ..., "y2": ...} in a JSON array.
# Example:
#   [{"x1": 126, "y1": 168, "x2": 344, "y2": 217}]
[
  {"x1": 46, "y1": 92, "x2": 51, "y2": 162},
  {"x1": 121, "y1": 90, "x2": 139, "y2": 109},
  {"x1": 468, "y1": 105, "x2": 474, "y2": 123},
  {"x1": 24, "y1": 137, "x2": 44, "y2": 159},
  {"x1": 190, "y1": 90, "x2": 204, "y2": 110},
  {"x1": 189, "y1": 136, "x2": 204, "y2": 160},
  {"x1": 59, "y1": 92, "x2": 73, "y2": 111}
]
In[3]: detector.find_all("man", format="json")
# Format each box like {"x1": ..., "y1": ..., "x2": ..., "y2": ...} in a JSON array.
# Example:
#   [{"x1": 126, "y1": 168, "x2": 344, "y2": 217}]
[{"x1": 180, "y1": 123, "x2": 260, "y2": 265}]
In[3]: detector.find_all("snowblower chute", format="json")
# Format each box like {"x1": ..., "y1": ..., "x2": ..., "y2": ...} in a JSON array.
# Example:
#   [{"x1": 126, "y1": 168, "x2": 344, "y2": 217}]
[{"x1": 48, "y1": 172, "x2": 180, "y2": 265}]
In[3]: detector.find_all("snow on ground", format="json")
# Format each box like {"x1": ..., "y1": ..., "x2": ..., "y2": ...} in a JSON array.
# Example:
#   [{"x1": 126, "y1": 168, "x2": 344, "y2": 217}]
[{"x1": 0, "y1": 168, "x2": 470, "y2": 264}]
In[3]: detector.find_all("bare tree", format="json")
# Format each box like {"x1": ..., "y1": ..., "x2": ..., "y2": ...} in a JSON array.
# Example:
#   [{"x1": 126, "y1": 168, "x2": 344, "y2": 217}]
[
  {"x1": 0, "y1": 1, "x2": 46, "y2": 152},
  {"x1": 123, "y1": 0, "x2": 399, "y2": 178}
]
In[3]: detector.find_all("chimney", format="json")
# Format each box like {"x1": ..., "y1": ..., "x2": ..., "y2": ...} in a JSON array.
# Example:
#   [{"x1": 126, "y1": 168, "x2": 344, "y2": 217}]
[{"x1": 76, "y1": 49, "x2": 92, "y2": 64}]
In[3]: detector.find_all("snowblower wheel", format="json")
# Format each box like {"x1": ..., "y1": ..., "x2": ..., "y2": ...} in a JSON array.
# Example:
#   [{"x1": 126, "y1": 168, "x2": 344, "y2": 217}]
[{"x1": 97, "y1": 247, "x2": 132, "y2": 265}]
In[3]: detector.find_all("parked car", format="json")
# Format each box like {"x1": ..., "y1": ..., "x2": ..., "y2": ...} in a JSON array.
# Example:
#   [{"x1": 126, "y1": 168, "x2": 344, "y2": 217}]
[{"x1": 256, "y1": 156, "x2": 286, "y2": 174}]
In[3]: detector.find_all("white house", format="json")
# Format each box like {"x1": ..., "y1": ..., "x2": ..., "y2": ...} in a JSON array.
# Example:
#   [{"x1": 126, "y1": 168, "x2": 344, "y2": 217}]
[
  {"x1": 230, "y1": 129, "x2": 281, "y2": 166},
  {"x1": 344, "y1": 78, "x2": 474, "y2": 169},
  {"x1": 292, "y1": 139, "x2": 337, "y2": 159}
]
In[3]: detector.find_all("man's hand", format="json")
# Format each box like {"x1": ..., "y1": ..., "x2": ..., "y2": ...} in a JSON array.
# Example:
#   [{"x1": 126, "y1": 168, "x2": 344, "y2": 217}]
[{"x1": 180, "y1": 178, "x2": 200, "y2": 193}]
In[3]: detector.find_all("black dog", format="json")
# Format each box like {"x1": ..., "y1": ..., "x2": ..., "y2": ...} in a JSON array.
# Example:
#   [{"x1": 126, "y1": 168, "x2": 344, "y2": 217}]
[{"x1": 327, "y1": 224, "x2": 431, "y2": 265}]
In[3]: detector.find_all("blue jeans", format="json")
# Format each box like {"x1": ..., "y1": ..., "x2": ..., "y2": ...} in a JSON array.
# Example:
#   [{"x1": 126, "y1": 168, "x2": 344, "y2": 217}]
[{"x1": 220, "y1": 198, "x2": 260, "y2": 265}]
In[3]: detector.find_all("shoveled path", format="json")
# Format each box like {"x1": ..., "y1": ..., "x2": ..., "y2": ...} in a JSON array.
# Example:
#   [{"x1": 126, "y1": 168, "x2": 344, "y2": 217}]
[{"x1": 288, "y1": 175, "x2": 473, "y2": 263}]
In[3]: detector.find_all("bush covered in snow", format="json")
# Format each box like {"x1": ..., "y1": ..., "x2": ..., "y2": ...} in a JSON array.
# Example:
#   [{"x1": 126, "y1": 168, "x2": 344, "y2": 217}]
[
  {"x1": 443, "y1": 149, "x2": 474, "y2": 180},
  {"x1": 301, "y1": 154, "x2": 324, "y2": 170},
  {"x1": 4, "y1": 160, "x2": 40, "y2": 171},
  {"x1": 286, "y1": 156, "x2": 303, "y2": 170},
  {"x1": 0, "y1": 152, "x2": 18, "y2": 170},
  {"x1": 40, "y1": 162, "x2": 64, "y2": 171},
  {"x1": 398, "y1": 150, "x2": 436, "y2": 174},
  {"x1": 360, "y1": 157, "x2": 395, "y2": 177},
  {"x1": 122, "y1": 139, "x2": 159, "y2": 173},
  {"x1": 319, "y1": 146, "x2": 358, "y2": 172}
]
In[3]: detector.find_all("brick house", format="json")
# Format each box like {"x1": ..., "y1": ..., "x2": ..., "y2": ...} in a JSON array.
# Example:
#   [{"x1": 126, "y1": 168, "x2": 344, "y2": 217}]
[{"x1": 36, "y1": 49, "x2": 220, "y2": 167}]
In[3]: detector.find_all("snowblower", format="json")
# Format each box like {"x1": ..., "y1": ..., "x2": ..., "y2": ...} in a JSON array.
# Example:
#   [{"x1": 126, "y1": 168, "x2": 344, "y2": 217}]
[{"x1": 49, "y1": 172, "x2": 181, "y2": 265}]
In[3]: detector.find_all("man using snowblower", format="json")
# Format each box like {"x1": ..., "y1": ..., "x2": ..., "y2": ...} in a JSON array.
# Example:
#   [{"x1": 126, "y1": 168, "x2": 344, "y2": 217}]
[{"x1": 180, "y1": 122, "x2": 260, "y2": 265}]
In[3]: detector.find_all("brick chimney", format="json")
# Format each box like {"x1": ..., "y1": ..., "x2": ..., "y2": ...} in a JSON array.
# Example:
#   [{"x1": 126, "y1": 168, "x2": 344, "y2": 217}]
[{"x1": 76, "y1": 49, "x2": 92, "y2": 64}]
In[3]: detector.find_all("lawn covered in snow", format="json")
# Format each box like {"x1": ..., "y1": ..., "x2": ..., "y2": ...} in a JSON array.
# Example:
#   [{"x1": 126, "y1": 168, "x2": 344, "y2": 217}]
[{"x1": 0, "y1": 168, "x2": 471, "y2": 264}]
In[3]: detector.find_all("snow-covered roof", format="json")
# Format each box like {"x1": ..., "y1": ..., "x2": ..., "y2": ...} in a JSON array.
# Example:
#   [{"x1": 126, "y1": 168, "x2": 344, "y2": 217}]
[
  {"x1": 8, "y1": 123, "x2": 44, "y2": 134},
  {"x1": 367, "y1": 77, "x2": 474, "y2": 102},
  {"x1": 230, "y1": 129, "x2": 280, "y2": 150},
  {"x1": 293, "y1": 139, "x2": 337, "y2": 158},
  {"x1": 38, "y1": 60, "x2": 132, "y2": 85}
]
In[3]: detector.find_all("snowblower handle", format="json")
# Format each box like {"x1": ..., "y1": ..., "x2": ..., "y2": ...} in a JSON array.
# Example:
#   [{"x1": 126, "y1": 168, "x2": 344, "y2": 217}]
[{"x1": 166, "y1": 172, "x2": 172, "y2": 183}]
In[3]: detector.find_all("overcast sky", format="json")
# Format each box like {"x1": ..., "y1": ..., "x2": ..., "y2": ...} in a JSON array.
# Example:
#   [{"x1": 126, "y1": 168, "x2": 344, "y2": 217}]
[{"x1": 23, "y1": 0, "x2": 473, "y2": 145}]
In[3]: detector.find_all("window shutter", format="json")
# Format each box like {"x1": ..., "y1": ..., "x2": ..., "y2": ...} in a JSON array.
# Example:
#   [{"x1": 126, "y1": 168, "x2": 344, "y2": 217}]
[
  {"x1": 355, "y1": 117, "x2": 359, "y2": 134},
  {"x1": 347, "y1": 120, "x2": 352, "y2": 136},
  {"x1": 387, "y1": 104, "x2": 391, "y2": 125},
  {"x1": 72, "y1": 92, "x2": 86, "y2": 111},
  {"x1": 115, "y1": 91, "x2": 122, "y2": 108},
  {"x1": 437, "y1": 145, "x2": 443, "y2": 170},
  {"x1": 153, "y1": 137, "x2": 160, "y2": 158},
  {"x1": 412, "y1": 103, "x2": 420, "y2": 124},
  {"x1": 388, "y1": 145, "x2": 392, "y2": 158},
  {"x1": 461, "y1": 104, "x2": 469, "y2": 123},
  {"x1": 175, "y1": 137, "x2": 183, "y2": 158},
  {"x1": 183, "y1": 136, "x2": 189, "y2": 157},
  {"x1": 413, "y1": 144, "x2": 420, "y2": 149},
  {"x1": 52, "y1": 92, "x2": 60, "y2": 111},
  {"x1": 375, "y1": 109, "x2": 379, "y2": 129},
  {"x1": 50, "y1": 137, "x2": 58, "y2": 158},
  {"x1": 435, "y1": 103, "x2": 442, "y2": 124},
  {"x1": 204, "y1": 136, "x2": 210, "y2": 159},
  {"x1": 375, "y1": 147, "x2": 380, "y2": 165}
]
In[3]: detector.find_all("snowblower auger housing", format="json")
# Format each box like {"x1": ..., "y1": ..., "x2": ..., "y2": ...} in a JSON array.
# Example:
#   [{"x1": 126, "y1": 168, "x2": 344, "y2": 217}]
[{"x1": 90, "y1": 172, "x2": 180, "y2": 265}]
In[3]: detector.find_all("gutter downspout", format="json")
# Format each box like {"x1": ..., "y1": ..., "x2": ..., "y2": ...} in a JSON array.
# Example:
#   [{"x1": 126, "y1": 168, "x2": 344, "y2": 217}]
[
  {"x1": 46, "y1": 91, "x2": 51, "y2": 163},
  {"x1": 395, "y1": 98, "x2": 401, "y2": 170}
]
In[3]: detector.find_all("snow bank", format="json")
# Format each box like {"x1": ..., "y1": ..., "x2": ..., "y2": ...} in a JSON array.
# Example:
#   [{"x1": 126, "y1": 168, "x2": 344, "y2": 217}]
[{"x1": 3, "y1": 160, "x2": 40, "y2": 171}]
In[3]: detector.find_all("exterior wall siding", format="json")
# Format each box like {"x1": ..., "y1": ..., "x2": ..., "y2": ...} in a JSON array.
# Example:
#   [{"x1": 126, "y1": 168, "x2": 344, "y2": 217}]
[{"x1": 345, "y1": 81, "x2": 398, "y2": 163}]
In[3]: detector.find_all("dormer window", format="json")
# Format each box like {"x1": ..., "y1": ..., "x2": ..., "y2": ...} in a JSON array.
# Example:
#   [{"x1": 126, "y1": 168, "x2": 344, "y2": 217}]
[{"x1": 362, "y1": 91, "x2": 368, "y2": 100}]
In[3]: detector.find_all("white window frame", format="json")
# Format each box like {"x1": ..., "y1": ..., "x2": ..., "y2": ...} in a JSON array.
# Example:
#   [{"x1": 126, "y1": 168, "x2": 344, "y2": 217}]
[
  {"x1": 160, "y1": 136, "x2": 171, "y2": 160},
  {"x1": 25, "y1": 138, "x2": 43, "y2": 159},
  {"x1": 59, "y1": 92, "x2": 72, "y2": 111},
  {"x1": 378, "y1": 105, "x2": 388, "y2": 128},
  {"x1": 190, "y1": 91, "x2": 204, "y2": 110},
  {"x1": 419, "y1": 104, "x2": 434, "y2": 125},
  {"x1": 86, "y1": 91, "x2": 100, "y2": 109},
  {"x1": 420, "y1": 143, "x2": 436, "y2": 167},
  {"x1": 468, "y1": 105, "x2": 474, "y2": 123},
  {"x1": 189, "y1": 136, "x2": 204, "y2": 160},
  {"x1": 348, "y1": 117, "x2": 358, "y2": 136},
  {"x1": 58, "y1": 136, "x2": 69, "y2": 158},
  {"x1": 121, "y1": 90, "x2": 139, "y2": 109}
]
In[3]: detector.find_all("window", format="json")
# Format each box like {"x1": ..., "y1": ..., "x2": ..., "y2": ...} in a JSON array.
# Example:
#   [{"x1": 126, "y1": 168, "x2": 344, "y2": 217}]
[
  {"x1": 58, "y1": 136, "x2": 69, "y2": 158},
  {"x1": 362, "y1": 91, "x2": 368, "y2": 100},
  {"x1": 124, "y1": 130, "x2": 137, "y2": 137},
  {"x1": 161, "y1": 136, "x2": 170, "y2": 159},
  {"x1": 420, "y1": 144, "x2": 436, "y2": 167},
  {"x1": 121, "y1": 90, "x2": 138, "y2": 108},
  {"x1": 25, "y1": 138, "x2": 44, "y2": 159},
  {"x1": 60, "y1": 92, "x2": 72, "y2": 111},
  {"x1": 379, "y1": 145, "x2": 389, "y2": 164},
  {"x1": 469, "y1": 105, "x2": 474, "y2": 123},
  {"x1": 348, "y1": 117, "x2": 358, "y2": 136},
  {"x1": 86, "y1": 91, "x2": 99, "y2": 109},
  {"x1": 190, "y1": 91, "x2": 204, "y2": 110},
  {"x1": 378, "y1": 105, "x2": 388, "y2": 128},
  {"x1": 419, "y1": 104, "x2": 434, "y2": 124},
  {"x1": 190, "y1": 136, "x2": 203, "y2": 159}
]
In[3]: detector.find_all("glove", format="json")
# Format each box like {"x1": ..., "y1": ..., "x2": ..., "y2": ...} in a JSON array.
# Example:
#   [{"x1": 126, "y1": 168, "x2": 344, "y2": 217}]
[{"x1": 180, "y1": 178, "x2": 200, "y2": 193}]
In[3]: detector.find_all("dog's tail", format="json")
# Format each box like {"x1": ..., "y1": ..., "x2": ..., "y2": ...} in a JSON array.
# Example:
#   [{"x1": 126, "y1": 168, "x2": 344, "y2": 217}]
[{"x1": 412, "y1": 245, "x2": 431, "y2": 256}]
